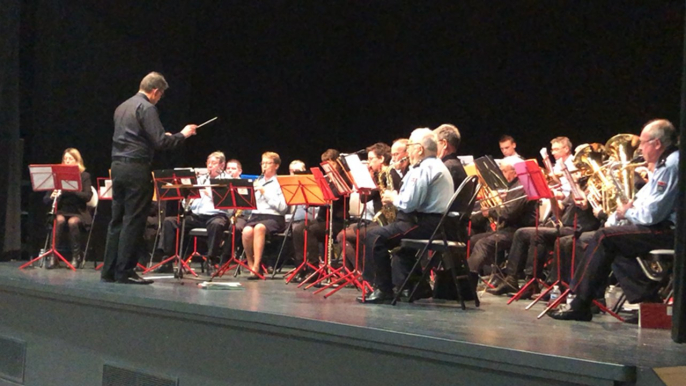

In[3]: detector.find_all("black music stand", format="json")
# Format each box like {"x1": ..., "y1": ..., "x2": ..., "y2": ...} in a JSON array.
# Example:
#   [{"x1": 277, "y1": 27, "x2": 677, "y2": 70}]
[
  {"x1": 208, "y1": 178, "x2": 259, "y2": 281},
  {"x1": 276, "y1": 174, "x2": 328, "y2": 285},
  {"x1": 143, "y1": 169, "x2": 200, "y2": 279},
  {"x1": 21, "y1": 164, "x2": 82, "y2": 271}
]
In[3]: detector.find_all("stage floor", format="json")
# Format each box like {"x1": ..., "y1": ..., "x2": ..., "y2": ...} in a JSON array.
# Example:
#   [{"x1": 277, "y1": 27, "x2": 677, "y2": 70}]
[{"x1": 2, "y1": 260, "x2": 685, "y2": 385}]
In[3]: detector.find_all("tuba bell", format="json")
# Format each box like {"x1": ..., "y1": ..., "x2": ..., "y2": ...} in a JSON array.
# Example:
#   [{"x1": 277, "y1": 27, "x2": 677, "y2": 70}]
[{"x1": 603, "y1": 134, "x2": 640, "y2": 214}]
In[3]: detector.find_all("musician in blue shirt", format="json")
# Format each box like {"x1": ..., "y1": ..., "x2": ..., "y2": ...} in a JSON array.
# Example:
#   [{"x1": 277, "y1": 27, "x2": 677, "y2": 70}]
[
  {"x1": 550, "y1": 119, "x2": 679, "y2": 321},
  {"x1": 357, "y1": 128, "x2": 454, "y2": 304}
]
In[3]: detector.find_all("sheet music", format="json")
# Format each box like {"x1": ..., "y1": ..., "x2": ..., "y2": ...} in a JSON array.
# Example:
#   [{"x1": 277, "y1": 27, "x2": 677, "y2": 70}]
[
  {"x1": 29, "y1": 166, "x2": 55, "y2": 190},
  {"x1": 344, "y1": 154, "x2": 376, "y2": 190}
]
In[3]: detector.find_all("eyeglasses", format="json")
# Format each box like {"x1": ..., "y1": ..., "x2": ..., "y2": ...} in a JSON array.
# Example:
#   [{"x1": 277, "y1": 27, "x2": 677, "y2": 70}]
[
  {"x1": 639, "y1": 138, "x2": 656, "y2": 145},
  {"x1": 260, "y1": 161, "x2": 275, "y2": 166}
]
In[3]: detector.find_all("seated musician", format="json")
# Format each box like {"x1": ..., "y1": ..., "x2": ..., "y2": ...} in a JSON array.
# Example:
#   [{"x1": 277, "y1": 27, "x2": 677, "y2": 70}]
[
  {"x1": 467, "y1": 157, "x2": 537, "y2": 276},
  {"x1": 357, "y1": 128, "x2": 454, "y2": 304},
  {"x1": 390, "y1": 138, "x2": 410, "y2": 179},
  {"x1": 336, "y1": 143, "x2": 392, "y2": 272},
  {"x1": 218, "y1": 158, "x2": 247, "y2": 266},
  {"x1": 291, "y1": 149, "x2": 347, "y2": 283},
  {"x1": 434, "y1": 123, "x2": 468, "y2": 189},
  {"x1": 550, "y1": 136, "x2": 576, "y2": 198},
  {"x1": 487, "y1": 187, "x2": 600, "y2": 297},
  {"x1": 551, "y1": 119, "x2": 679, "y2": 322},
  {"x1": 243, "y1": 151, "x2": 288, "y2": 279},
  {"x1": 499, "y1": 135, "x2": 523, "y2": 159},
  {"x1": 288, "y1": 159, "x2": 316, "y2": 228},
  {"x1": 156, "y1": 151, "x2": 231, "y2": 272},
  {"x1": 43, "y1": 148, "x2": 93, "y2": 269}
]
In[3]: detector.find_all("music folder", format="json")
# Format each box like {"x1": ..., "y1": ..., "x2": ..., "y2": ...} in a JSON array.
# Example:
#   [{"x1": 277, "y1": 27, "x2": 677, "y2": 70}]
[
  {"x1": 474, "y1": 156, "x2": 508, "y2": 191},
  {"x1": 29, "y1": 164, "x2": 82, "y2": 192},
  {"x1": 210, "y1": 178, "x2": 257, "y2": 210},
  {"x1": 319, "y1": 161, "x2": 352, "y2": 197},
  {"x1": 514, "y1": 159, "x2": 554, "y2": 200}
]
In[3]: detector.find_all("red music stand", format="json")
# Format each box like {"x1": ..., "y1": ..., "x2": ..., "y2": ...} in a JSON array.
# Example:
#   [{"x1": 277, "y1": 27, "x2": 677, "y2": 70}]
[
  {"x1": 143, "y1": 169, "x2": 200, "y2": 279},
  {"x1": 506, "y1": 160, "x2": 554, "y2": 303},
  {"x1": 21, "y1": 164, "x2": 82, "y2": 271},
  {"x1": 312, "y1": 157, "x2": 376, "y2": 297},
  {"x1": 274, "y1": 174, "x2": 328, "y2": 285},
  {"x1": 208, "y1": 178, "x2": 259, "y2": 280}
]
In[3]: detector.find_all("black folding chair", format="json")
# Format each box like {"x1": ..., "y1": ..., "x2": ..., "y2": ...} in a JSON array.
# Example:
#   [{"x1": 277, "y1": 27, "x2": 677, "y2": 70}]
[{"x1": 392, "y1": 175, "x2": 481, "y2": 308}]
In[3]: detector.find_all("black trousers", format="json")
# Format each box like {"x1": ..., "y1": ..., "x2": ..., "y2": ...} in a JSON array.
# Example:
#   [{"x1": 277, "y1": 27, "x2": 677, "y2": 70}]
[
  {"x1": 102, "y1": 161, "x2": 153, "y2": 281},
  {"x1": 292, "y1": 219, "x2": 343, "y2": 266},
  {"x1": 553, "y1": 231, "x2": 596, "y2": 284},
  {"x1": 159, "y1": 213, "x2": 229, "y2": 258},
  {"x1": 336, "y1": 220, "x2": 378, "y2": 269},
  {"x1": 505, "y1": 226, "x2": 574, "y2": 279},
  {"x1": 572, "y1": 224, "x2": 674, "y2": 304},
  {"x1": 363, "y1": 213, "x2": 441, "y2": 292},
  {"x1": 467, "y1": 229, "x2": 515, "y2": 273}
]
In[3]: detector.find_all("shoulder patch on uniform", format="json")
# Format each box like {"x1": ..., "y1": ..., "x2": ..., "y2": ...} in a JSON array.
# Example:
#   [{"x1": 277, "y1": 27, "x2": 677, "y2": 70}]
[{"x1": 656, "y1": 180, "x2": 667, "y2": 193}]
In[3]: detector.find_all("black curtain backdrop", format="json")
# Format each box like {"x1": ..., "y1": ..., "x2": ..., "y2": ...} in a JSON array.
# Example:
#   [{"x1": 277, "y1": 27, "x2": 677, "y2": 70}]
[{"x1": 19, "y1": 1, "x2": 684, "y2": 176}]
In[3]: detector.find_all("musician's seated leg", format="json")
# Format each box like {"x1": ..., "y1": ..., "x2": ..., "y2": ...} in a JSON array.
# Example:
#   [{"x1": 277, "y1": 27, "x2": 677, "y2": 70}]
[
  {"x1": 251, "y1": 223, "x2": 268, "y2": 273},
  {"x1": 242, "y1": 225, "x2": 255, "y2": 270}
]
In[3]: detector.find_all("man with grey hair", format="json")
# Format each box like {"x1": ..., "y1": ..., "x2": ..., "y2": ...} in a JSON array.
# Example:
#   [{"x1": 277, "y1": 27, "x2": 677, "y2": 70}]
[
  {"x1": 156, "y1": 151, "x2": 231, "y2": 274},
  {"x1": 357, "y1": 128, "x2": 454, "y2": 304},
  {"x1": 102, "y1": 72, "x2": 198, "y2": 285},
  {"x1": 551, "y1": 119, "x2": 679, "y2": 322},
  {"x1": 434, "y1": 123, "x2": 468, "y2": 190}
]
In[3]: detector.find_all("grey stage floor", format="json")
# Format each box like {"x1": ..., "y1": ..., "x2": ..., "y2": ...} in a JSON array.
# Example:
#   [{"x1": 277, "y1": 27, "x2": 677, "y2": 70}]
[{"x1": 2, "y1": 260, "x2": 685, "y2": 370}]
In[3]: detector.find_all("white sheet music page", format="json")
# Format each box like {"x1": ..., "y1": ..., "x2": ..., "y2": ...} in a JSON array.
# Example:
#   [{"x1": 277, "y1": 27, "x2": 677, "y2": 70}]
[
  {"x1": 344, "y1": 154, "x2": 376, "y2": 191},
  {"x1": 29, "y1": 166, "x2": 55, "y2": 191}
]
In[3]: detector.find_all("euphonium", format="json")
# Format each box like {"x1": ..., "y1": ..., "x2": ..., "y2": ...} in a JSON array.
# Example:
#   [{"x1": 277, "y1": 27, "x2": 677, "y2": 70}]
[
  {"x1": 464, "y1": 163, "x2": 501, "y2": 218},
  {"x1": 373, "y1": 165, "x2": 397, "y2": 226}
]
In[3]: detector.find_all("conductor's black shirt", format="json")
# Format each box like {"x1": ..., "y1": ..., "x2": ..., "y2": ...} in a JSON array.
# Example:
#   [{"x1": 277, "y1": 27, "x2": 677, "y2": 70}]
[{"x1": 112, "y1": 92, "x2": 185, "y2": 162}]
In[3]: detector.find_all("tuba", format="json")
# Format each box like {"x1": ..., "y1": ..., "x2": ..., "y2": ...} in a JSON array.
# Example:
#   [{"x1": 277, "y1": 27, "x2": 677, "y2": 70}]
[
  {"x1": 573, "y1": 143, "x2": 608, "y2": 212},
  {"x1": 603, "y1": 134, "x2": 640, "y2": 213},
  {"x1": 373, "y1": 165, "x2": 397, "y2": 226}
]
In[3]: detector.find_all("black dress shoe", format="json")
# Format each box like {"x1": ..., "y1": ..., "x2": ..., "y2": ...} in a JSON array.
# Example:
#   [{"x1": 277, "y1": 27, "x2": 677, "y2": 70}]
[
  {"x1": 399, "y1": 284, "x2": 433, "y2": 302},
  {"x1": 548, "y1": 307, "x2": 593, "y2": 322},
  {"x1": 356, "y1": 289, "x2": 394, "y2": 304},
  {"x1": 100, "y1": 275, "x2": 115, "y2": 283},
  {"x1": 116, "y1": 273, "x2": 154, "y2": 285}
]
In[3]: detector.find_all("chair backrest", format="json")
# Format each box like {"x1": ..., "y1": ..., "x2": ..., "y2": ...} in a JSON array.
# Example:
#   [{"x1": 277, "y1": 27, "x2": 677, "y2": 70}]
[
  {"x1": 421, "y1": 175, "x2": 479, "y2": 245},
  {"x1": 87, "y1": 186, "x2": 98, "y2": 208}
]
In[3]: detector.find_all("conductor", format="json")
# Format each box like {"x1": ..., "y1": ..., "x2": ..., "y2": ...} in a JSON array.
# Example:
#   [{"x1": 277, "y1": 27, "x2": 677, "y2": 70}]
[{"x1": 101, "y1": 72, "x2": 198, "y2": 284}]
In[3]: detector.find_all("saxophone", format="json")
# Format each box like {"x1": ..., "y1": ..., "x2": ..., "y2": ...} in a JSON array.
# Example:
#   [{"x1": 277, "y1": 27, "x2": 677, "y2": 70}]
[{"x1": 373, "y1": 166, "x2": 397, "y2": 226}]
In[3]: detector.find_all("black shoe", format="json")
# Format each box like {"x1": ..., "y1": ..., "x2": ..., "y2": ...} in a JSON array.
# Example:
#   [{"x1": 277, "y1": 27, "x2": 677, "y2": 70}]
[
  {"x1": 116, "y1": 273, "x2": 154, "y2": 285},
  {"x1": 548, "y1": 307, "x2": 593, "y2": 322},
  {"x1": 486, "y1": 276, "x2": 518, "y2": 296},
  {"x1": 356, "y1": 288, "x2": 394, "y2": 304},
  {"x1": 399, "y1": 283, "x2": 433, "y2": 302},
  {"x1": 100, "y1": 275, "x2": 115, "y2": 283},
  {"x1": 623, "y1": 313, "x2": 639, "y2": 325}
]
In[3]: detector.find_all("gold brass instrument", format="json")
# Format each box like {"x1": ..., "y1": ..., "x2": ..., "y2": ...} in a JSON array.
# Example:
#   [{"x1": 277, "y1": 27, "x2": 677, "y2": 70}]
[
  {"x1": 603, "y1": 134, "x2": 640, "y2": 213},
  {"x1": 464, "y1": 163, "x2": 501, "y2": 222},
  {"x1": 372, "y1": 165, "x2": 397, "y2": 225},
  {"x1": 573, "y1": 143, "x2": 608, "y2": 212}
]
